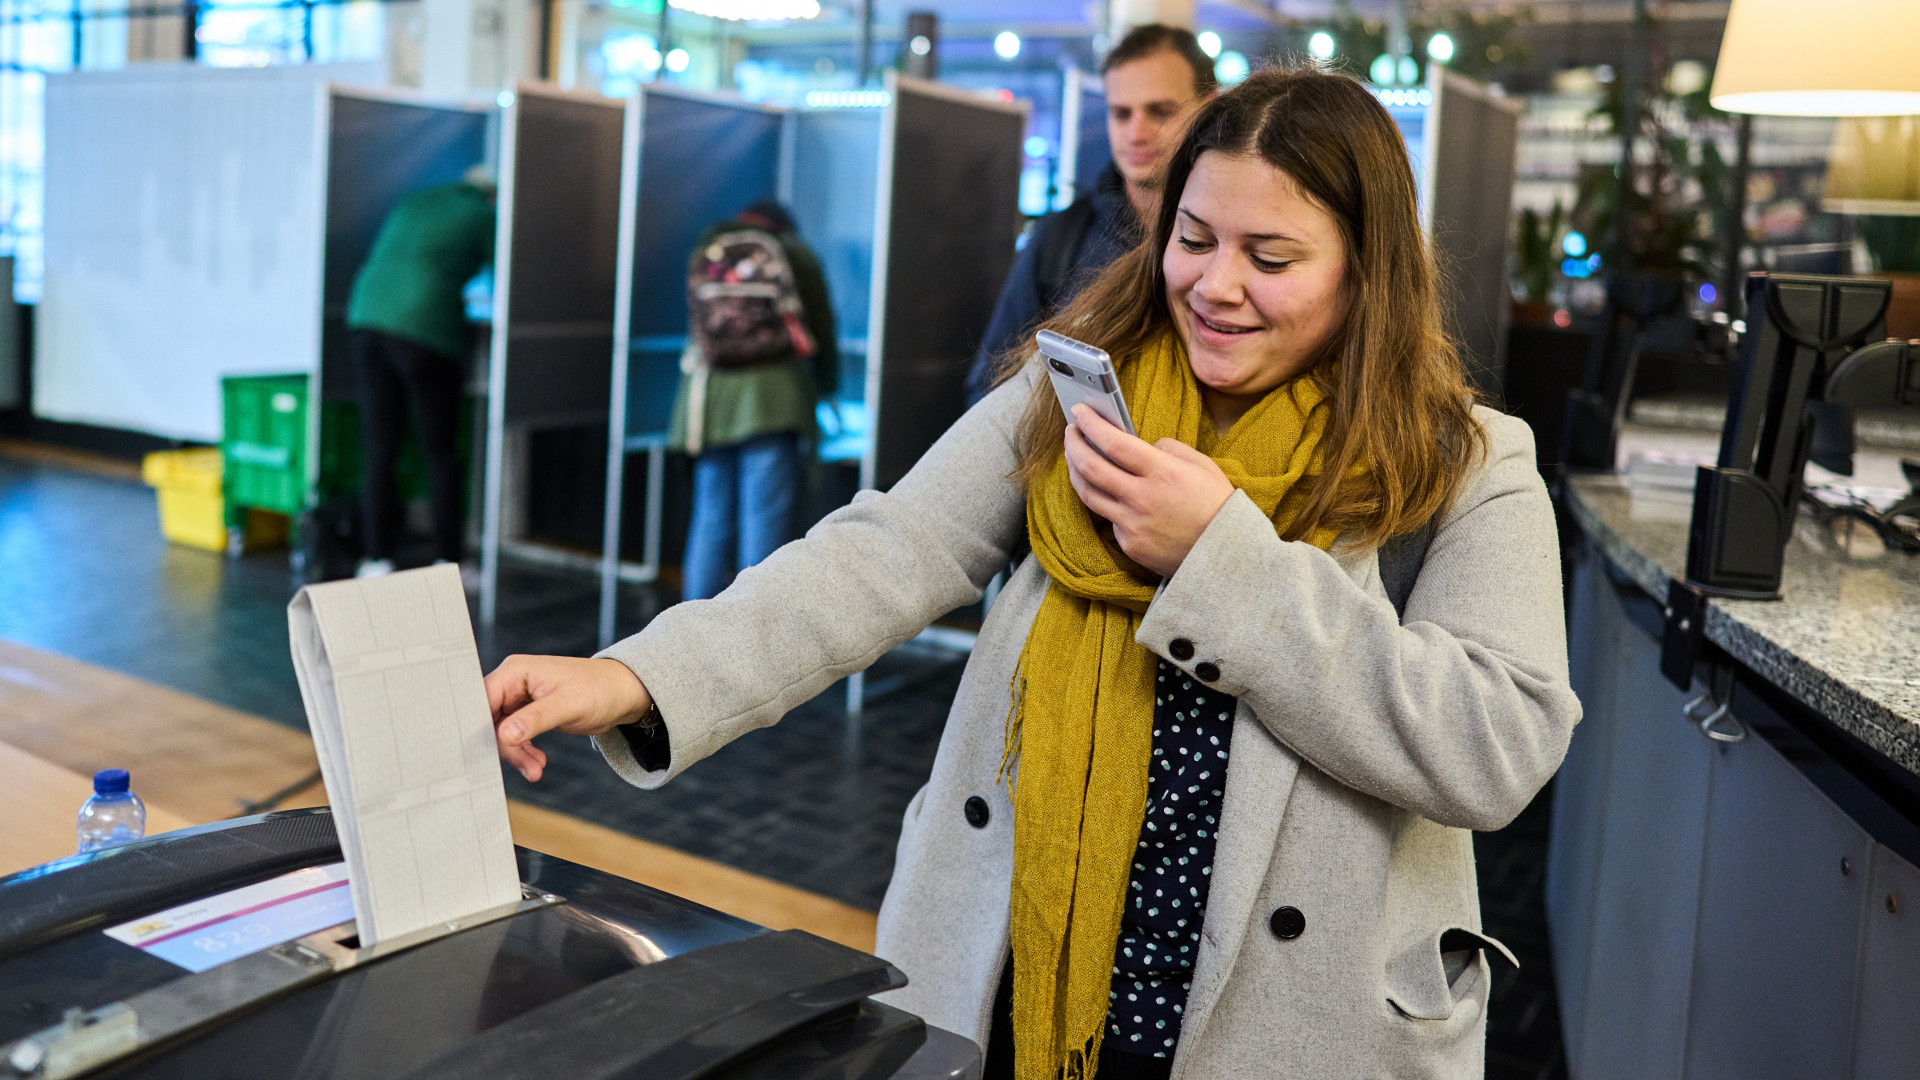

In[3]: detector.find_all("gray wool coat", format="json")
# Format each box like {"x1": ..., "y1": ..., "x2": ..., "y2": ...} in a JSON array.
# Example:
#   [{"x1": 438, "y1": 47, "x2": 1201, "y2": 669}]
[{"x1": 593, "y1": 365, "x2": 1581, "y2": 1079}]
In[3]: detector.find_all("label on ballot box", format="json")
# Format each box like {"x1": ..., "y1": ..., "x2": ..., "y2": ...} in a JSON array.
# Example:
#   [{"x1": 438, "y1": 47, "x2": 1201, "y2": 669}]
[{"x1": 103, "y1": 863, "x2": 354, "y2": 973}]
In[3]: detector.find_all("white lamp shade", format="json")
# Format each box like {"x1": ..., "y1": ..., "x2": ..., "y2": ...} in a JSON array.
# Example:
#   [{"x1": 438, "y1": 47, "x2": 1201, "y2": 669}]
[{"x1": 1710, "y1": 0, "x2": 1920, "y2": 117}]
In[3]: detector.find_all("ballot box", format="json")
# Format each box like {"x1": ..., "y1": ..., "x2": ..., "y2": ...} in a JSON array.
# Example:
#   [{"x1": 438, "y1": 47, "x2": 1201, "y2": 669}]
[{"x1": 0, "y1": 809, "x2": 979, "y2": 1080}]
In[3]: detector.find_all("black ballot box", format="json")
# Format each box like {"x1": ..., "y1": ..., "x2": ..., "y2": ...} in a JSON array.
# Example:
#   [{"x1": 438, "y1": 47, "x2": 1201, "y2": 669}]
[{"x1": 0, "y1": 809, "x2": 980, "y2": 1080}]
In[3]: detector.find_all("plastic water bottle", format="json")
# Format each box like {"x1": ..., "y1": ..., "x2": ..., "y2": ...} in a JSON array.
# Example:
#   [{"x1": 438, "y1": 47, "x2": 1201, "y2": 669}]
[{"x1": 76, "y1": 769, "x2": 146, "y2": 854}]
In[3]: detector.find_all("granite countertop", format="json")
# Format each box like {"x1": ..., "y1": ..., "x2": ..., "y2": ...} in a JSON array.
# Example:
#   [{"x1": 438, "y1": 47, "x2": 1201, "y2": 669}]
[
  {"x1": 1564, "y1": 472, "x2": 1920, "y2": 775},
  {"x1": 1630, "y1": 393, "x2": 1920, "y2": 453}
]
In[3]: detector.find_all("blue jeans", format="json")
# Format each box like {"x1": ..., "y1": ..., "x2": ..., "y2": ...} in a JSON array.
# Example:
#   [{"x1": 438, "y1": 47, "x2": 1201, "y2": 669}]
[{"x1": 682, "y1": 432, "x2": 802, "y2": 602}]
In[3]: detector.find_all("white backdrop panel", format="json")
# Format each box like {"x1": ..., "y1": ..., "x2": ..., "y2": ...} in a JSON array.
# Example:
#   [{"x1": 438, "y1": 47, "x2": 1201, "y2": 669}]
[{"x1": 38, "y1": 64, "x2": 373, "y2": 441}]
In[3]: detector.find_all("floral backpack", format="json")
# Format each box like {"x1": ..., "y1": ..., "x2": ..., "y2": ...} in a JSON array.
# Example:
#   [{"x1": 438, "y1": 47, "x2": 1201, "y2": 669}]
[{"x1": 686, "y1": 227, "x2": 817, "y2": 368}]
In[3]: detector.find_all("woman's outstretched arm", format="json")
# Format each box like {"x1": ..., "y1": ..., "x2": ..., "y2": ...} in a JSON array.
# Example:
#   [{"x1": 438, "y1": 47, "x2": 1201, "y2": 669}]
[{"x1": 489, "y1": 368, "x2": 1038, "y2": 786}]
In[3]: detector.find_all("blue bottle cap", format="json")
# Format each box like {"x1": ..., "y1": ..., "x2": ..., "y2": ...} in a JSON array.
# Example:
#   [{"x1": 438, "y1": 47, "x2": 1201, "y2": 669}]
[{"x1": 93, "y1": 769, "x2": 129, "y2": 794}]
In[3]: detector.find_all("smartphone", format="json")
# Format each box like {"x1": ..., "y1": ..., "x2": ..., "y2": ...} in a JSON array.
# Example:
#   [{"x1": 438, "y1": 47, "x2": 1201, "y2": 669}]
[{"x1": 1037, "y1": 329, "x2": 1136, "y2": 437}]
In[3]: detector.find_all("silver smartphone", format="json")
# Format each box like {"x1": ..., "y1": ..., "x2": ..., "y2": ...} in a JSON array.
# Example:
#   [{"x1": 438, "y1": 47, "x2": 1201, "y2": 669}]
[{"x1": 1037, "y1": 329, "x2": 1136, "y2": 436}]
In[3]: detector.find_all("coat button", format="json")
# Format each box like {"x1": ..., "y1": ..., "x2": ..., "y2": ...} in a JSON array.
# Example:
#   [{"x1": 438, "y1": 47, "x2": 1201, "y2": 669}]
[
  {"x1": 1195, "y1": 662, "x2": 1221, "y2": 683},
  {"x1": 964, "y1": 796, "x2": 990, "y2": 828},
  {"x1": 1169, "y1": 638, "x2": 1195, "y2": 661},
  {"x1": 1269, "y1": 906, "x2": 1305, "y2": 940}
]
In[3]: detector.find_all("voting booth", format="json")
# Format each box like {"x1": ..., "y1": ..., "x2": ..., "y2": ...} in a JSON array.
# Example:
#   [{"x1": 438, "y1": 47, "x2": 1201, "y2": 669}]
[
  {"x1": 38, "y1": 65, "x2": 489, "y2": 554},
  {"x1": 594, "y1": 73, "x2": 1025, "y2": 643},
  {"x1": 476, "y1": 83, "x2": 628, "y2": 625}
]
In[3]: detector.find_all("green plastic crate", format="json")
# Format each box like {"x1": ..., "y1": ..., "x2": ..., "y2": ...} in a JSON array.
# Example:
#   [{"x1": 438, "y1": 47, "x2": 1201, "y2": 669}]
[
  {"x1": 222, "y1": 374, "x2": 310, "y2": 517},
  {"x1": 225, "y1": 372, "x2": 477, "y2": 527}
]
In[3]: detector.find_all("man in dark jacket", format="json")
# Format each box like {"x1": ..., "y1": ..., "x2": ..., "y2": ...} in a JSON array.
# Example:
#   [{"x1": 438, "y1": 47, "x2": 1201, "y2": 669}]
[{"x1": 964, "y1": 25, "x2": 1217, "y2": 402}]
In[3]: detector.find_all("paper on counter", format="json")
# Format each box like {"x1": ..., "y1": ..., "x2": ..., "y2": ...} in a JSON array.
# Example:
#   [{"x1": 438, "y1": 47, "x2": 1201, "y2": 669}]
[{"x1": 287, "y1": 563, "x2": 520, "y2": 945}]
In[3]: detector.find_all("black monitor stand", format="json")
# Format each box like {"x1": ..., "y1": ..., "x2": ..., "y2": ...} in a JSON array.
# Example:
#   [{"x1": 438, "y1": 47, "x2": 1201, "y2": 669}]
[{"x1": 1685, "y1": 272, "x2": 1896, "y2": 598}]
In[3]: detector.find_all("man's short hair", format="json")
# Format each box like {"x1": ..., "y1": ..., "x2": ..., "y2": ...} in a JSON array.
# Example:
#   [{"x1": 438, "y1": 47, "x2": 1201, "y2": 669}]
[{"x1": 1101, "y1": 24, "x2": 1219, "y2": 96}]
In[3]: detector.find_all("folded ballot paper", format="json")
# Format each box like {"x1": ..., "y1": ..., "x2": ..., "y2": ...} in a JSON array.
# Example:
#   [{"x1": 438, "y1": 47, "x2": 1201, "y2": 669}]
[{"x1": 287, "y1": 563, "x2": 521, "y2": 945}]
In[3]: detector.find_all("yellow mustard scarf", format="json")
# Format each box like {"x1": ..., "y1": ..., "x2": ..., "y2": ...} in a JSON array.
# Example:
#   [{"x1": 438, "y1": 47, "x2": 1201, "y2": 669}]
[{"x1": 1007, "y1": 332, "x2": 1347, "y2": 1080}]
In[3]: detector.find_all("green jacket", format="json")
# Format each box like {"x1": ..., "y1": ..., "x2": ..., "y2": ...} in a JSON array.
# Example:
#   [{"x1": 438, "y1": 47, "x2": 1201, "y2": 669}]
[
  {"x1": 346, "y1": 182, "x2": 496, "y2": 360},
  {"x1": 669, "y1": 223, "x2": 838, "y2": 453}
]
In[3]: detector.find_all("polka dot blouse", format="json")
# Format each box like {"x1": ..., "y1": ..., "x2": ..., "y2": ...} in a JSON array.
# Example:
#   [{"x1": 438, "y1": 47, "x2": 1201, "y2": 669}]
[{"x1": 1106, "y1": 658, "x2": 1235, "y2": 1059}]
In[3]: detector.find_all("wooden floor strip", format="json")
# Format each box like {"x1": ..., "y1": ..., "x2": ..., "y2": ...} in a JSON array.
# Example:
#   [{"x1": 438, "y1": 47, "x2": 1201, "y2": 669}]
[
  {"x1": 0, "y1": 637, "x2": 877, "y2": 951},
  {"x1": 0, "y1": 639, "x2": 323, "y2": 824},
  {"x1": 0, "y1": 438, "x2": 146, "y2": 481}
]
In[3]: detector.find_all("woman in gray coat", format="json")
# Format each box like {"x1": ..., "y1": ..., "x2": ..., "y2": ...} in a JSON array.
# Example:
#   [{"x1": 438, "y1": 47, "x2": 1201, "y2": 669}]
[{"x1": 487, "y1": 67, "x2": 1579, "y2": 1080}]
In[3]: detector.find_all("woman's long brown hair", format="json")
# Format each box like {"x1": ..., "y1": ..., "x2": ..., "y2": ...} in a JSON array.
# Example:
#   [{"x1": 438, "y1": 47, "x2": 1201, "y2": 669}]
[{"x1": 996, "y1": 64, "x2": 1485, "y2": 549}]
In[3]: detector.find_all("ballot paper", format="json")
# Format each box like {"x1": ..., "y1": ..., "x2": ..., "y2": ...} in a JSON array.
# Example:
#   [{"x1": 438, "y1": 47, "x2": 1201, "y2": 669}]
[{"x1": 287, "y1": 563, "x2": 520, "y2": 945}]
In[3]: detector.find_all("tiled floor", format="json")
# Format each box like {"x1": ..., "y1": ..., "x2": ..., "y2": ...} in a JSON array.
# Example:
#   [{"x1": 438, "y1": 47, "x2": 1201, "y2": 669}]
[{"x1": 0, "y1": 447, "x2": 1565, "y2": 1077}]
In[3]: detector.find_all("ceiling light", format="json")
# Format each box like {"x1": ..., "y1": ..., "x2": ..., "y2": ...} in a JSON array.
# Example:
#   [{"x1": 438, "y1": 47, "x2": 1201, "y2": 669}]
[
  {"x1": 1216, "y1": 50, "x2": 1249, "y2": 85},
  {"x1": 1308, "y1": 31, "x2": 1334, "y2": 60},
  {"x1": 994, "y1": 32, "x2": 1020, "y2": 60},
  {"x1": 1197, "y1": 31, "x2": 1221, "y2": 58},
  {"x1": 667, "y1": 0, "x2": 820, "y2": 21}
]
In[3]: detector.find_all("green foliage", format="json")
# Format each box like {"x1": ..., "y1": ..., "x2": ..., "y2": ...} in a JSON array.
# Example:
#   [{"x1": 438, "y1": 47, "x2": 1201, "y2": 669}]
[
  {"x1": 1571, "y1": 16, "x2": 1738, "y2": 280},
  {"x1": 1285, "y1": 2, "x2": 1534, "y2": 84},
  {"x1": 1514, "y1": 201, "x2": 1565, "y2": 304}
]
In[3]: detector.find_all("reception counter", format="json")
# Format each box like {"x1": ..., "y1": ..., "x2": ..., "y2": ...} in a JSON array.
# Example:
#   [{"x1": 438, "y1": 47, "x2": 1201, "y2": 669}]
[{"x1": 1551, "y1": 472, "x2": 1920, "y2": 1080}]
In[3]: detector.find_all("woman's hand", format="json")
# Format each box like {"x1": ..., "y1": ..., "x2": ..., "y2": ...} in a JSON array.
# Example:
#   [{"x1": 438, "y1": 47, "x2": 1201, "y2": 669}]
[
  {"x1": 1062, "y1": 404, "x2": 1236, "y2": 578},
  {"x1": 485, "y1": 655, "x2": 654, "y2": 782}
]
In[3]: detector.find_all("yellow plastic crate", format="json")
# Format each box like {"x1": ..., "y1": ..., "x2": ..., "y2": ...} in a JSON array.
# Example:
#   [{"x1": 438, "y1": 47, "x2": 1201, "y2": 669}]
[
  {"x1": 141, "y1": 449, "x2": 289, "y2": 554},
  {"x1": 143, "y1": 449, "x2": 226, "y2": 552}
]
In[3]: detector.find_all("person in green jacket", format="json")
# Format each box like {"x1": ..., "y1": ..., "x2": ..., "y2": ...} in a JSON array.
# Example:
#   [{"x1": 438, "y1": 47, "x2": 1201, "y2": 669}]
[
  {"x1": 674, "y1": 200, "x2": 836, "y2": 601},
  {"x1": 344, "y1": 166, "x2": 496, "y2": 580}
]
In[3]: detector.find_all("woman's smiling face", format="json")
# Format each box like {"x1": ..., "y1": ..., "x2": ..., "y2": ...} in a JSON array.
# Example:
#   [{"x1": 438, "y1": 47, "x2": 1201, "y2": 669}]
[{"x1": 1163, "y1": 150, "x2": 1350, "y2": 431}]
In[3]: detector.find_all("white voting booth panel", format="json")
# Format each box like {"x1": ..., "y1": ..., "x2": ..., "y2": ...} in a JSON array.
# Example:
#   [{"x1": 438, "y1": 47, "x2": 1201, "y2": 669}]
[
  {"x1": 595, "y1": 73, "x2": 1025, "y2": 647},
  {"x1": 38, "y1": 62, "x2": 484, "y2": 461},
  {"x1": 40, "y1": 65, "x2": 338, "y2": 442},
  {"x1": 478, "y1": 84, "x2": 627, "y2": 626},
  {"x1": 595, "y1": 86, "x2": 785, "y2": 638}
]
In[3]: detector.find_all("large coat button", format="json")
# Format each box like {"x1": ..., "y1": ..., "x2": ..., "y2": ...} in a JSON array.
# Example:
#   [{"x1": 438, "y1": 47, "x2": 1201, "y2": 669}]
[
  {"x1": 1169, "y1": 638, "x2": 1195, "y2": 661},
  {"x1": 964, "y1": 796, "x2": 990, "y2": 828},
  {"x1": 1194, "y1": 662, "x2": 1221, "y2": 683},
  {"x1": 1270, "y1": 906, "x2": 1306, "y2": 940}
]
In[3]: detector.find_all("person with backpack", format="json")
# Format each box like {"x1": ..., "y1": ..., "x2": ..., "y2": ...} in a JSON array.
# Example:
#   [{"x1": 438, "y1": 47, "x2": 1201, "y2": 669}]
[
  {"x1": 964, "y1": 25, "x2": 1218, "y2": 404},
  {"x1": 674, "y1": 200, "x2": 836, "y2": 602},
  {"x1": 486, "y1": 68, "x2": 1576, "y2": 1079}
]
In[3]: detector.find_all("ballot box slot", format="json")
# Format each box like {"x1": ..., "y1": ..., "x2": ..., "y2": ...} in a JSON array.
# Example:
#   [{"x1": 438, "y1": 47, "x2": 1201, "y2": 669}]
[
  {"x1": 395, "y1": 928, "x2": 918, "y2": 1080},
  {"x1": 0, "y1": 885, "x2": 563, "y2": 1080}
]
